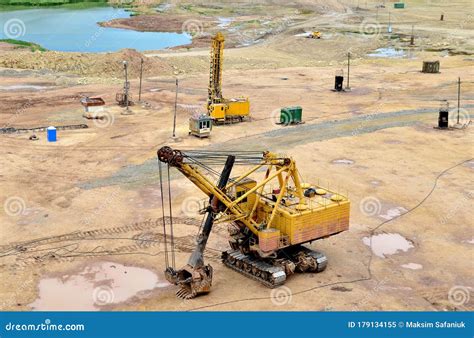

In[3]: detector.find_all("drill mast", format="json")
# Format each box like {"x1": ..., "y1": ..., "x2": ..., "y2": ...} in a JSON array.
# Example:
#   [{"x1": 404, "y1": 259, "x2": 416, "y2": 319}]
[{"x1": 208, "y1": 32, "x2": 224, "y2": 108}]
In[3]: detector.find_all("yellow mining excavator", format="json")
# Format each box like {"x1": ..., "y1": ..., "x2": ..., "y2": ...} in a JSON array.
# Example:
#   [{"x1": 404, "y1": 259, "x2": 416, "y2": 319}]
[
  {"x1": 207, "y1": 32, "x2": 250, "y2": 123},
  {"x1": 157, "y1": 146, "x2": 350, "y2": 299},
  {"x1": 308, "y1": 31, "x2": 321, "y2": 39}
]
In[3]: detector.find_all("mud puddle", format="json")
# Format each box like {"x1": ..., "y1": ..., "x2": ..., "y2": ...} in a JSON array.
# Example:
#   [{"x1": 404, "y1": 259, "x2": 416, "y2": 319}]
[
  {"x1": 379, "y1": 206, "x2": 408, "y2": 220},
  {"x1": 401, "y1": 263, "x2": 423, "y2": 270},
  {"x1": 368, "y1": 48, "x2": 405, "y2": 58},
  {"x1": 217, "y1": 17, "x2": 233, "y2": 28},
  {"x1": 0, "y1": 84, "x2": 54, "y2": 91},
  {"x1": 331, "y1": 158, "x2": 354, "y2": 165},
  {"x1": 29, "y1": 261, "x2": 169, "y2": 311},
  {"x1": 363, "y1": 233, "x2": 414, "y2": 258}
]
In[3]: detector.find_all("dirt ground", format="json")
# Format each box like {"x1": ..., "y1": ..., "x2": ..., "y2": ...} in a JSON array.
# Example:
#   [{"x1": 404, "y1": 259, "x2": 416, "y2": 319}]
[{"x1": 0, "y1": 0, "x2": 473, "y2": 311}]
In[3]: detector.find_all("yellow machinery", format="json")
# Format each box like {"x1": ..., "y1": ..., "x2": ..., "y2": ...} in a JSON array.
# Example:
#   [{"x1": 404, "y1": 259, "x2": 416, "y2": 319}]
[
  {"x1": 157, "y1": 147, "x2": 350, "y2": 298},
  {"x1": 207, "y1": 32, "x2": 250, "y2": 123},
  {"x1": 308, "y1": 31, "x2": 321, "y2": 39}
]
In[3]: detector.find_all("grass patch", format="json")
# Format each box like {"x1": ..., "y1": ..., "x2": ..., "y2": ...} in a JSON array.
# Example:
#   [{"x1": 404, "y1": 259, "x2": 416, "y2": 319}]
[
  {"x1": 0, "y1": 38, "x2": 46, "y2": 51},
  {"x1": 0, "y1": 0, "x2": 108, "y2": 11}
]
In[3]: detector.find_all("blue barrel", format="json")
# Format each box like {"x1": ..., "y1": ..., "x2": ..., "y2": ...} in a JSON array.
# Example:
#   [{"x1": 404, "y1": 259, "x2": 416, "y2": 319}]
[{"x1": 47, "y1": 126, "x2": 57, "y2": 142}]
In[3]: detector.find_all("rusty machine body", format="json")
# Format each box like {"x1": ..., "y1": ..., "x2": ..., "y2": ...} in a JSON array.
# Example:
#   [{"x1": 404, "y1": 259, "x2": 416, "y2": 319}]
[{"x1": 157, "y1": 146, "x2": 350, "y2": 299}]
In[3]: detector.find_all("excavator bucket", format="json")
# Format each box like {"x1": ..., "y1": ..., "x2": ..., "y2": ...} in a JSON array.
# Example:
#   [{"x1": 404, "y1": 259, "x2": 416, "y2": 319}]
[{"x1": 165, "y1": 264, "x2": 213, "y2": 299}]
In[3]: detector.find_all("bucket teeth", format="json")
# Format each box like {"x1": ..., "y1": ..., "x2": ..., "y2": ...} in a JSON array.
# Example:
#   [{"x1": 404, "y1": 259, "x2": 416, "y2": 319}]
[{"x1": 176, "y1": 287, "x2": 196, "y2": 299}]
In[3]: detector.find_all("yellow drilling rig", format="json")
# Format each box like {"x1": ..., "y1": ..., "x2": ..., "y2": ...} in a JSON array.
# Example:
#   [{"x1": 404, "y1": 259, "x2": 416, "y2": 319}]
[
  {"x1": 157, "y1": 147, "x2": 350, "y2": 299},
  {"x1": 207, "y1": 32, "x2": 250, "y2": 123}
]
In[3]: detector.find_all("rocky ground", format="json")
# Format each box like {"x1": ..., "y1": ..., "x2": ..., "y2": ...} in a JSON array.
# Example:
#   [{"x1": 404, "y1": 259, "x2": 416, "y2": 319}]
[{"x1": 0, "y1": 0, "x2": 472, "y2": 311}]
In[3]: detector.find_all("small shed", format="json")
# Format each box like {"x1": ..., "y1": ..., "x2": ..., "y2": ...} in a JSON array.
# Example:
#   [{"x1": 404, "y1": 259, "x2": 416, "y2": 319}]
[
  {"x1": 422, "y1": 61, "x2": 440, "y2": 73},
  {"x1": 80, "y1": 97, "x2": 105, "y2": 113},
  {"x1": 189, "y1": 114, "x2": 213, "y2": 138}
]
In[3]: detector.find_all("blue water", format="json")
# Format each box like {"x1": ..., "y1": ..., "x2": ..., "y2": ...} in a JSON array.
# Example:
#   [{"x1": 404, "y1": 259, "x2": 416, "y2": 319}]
[{"x1": 0, "y1": 7, "x2": 191, "y2": 52}]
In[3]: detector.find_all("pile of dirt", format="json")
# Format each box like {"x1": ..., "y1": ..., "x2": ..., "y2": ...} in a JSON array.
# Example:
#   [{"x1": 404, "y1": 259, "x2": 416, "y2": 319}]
[
  {"x1": 99, "y1": 14, "x2": 213, "y2": 33},
  {"x1": 0, "y1": 48, "x2": 173, "y2": 78}
]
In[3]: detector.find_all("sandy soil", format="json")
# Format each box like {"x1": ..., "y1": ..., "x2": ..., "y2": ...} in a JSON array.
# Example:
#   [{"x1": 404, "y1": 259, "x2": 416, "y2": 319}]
[{"x1": 0, "y1": 0, "x2": 472, "y2": 311}]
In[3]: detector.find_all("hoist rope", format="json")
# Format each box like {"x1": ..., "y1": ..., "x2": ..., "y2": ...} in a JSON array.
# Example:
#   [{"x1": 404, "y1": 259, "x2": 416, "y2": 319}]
[
  {"x1": 158, "y1": 159, "x2": 169, "y2": 269},
  {"x1": 167, "y1": 163, "x2": 176, "y2": 269}
]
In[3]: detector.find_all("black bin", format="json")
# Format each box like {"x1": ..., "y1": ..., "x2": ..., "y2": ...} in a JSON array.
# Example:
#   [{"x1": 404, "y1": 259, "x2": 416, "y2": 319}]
[
  {"x1": 438, "y1": 110, "x2": 449, "y2": 128},
  {"x1": 335, "y1": 76, "x2": 344, "y2": 91}
]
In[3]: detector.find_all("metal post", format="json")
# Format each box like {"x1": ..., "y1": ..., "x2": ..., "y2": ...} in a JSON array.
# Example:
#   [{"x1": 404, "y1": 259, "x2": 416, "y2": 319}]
[
  {"x1": 410, "y1": 25, "x2": 414, "y2": 46},
  {"x1": 138, "y1": 58, "x2": 143, "y2": 102},
  {"x1": 173, "y1": 78, "x2": 178, "y2": 138},
  {"x1": 346, "y1": 52, "x2": 351, "y2": 90},
  {"x1": 457, "y1": 77, "x2": 461, "y2": 124},
  {"x1": 124, "y1": 61, "x2": 129, "y2": 113}
]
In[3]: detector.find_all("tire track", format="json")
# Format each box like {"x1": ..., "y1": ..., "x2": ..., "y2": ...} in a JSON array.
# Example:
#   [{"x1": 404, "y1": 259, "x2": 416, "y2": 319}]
[{"x1": 0, "y1": 217, "x2": 222, "y2": 269}]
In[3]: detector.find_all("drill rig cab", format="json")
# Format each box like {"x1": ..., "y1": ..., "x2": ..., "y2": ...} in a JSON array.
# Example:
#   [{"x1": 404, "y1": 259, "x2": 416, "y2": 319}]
[
  {"x1": 207, "y1": 32, "x2": 250, "y2": 123},
  {"x1": 157, "y1": 146, "x2": 350, "y2": 299}
]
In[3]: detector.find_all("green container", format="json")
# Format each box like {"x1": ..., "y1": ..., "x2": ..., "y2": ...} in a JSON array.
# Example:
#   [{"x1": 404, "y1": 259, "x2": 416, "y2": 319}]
[
  {"x1": 394, "y1": 3, "x2": 405, "y2": 9},
  {"x1": 280, "y1": 106, "x2": 302, "y2": 124}
]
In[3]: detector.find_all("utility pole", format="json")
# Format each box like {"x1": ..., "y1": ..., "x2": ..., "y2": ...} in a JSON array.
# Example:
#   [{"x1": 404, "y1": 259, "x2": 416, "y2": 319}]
[
  {"x1": 124, "y1": 61, "x2": 130, "y2": 113},
  {"x1": 173, "y1": 78, "x2": 178, "y2": 138},
  {"x1": 410, "y1": 25, "x2": 414, "y2": 46},
  {"x1": 346, "y1": 52, "x2": 351, "y2": 90},
  {"x1": 138, "y1": 58, "x2": 143, "y2": 102},
  {"x1": 387, "y1": 11, "x2": 393, "y2": 34},
  {"x1": 457, "y1": 77, "x2": 461, "y2": 124}
]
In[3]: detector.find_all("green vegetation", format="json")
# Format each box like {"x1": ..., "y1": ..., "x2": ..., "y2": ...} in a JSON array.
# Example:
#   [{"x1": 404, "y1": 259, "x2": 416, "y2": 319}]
[
  {"x1": 299, "y1": 8, "x2": 313, "y2": 15},
  {"x1": 0, "y1": 0, "x2": 108, "y2": 11},
  {"x1": 0, "y1": 38, "x2": 46, "y2": 51}
]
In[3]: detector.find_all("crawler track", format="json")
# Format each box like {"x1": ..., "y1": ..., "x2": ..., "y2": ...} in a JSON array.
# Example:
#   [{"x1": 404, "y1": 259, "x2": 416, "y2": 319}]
[
  {"x1": 222, "y1": 250, "x2": 286, "y2": 288},
  {"x1": 222, "y1": 246, "x2": 328, "y2": 287}
]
